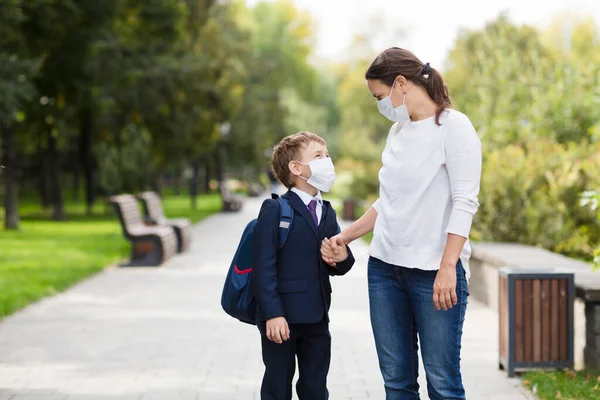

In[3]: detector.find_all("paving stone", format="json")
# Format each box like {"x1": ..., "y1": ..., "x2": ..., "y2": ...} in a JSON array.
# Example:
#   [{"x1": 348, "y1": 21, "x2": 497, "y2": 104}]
[{"x1": 66, "y1": 397, "x2": 141, "y2": 400}]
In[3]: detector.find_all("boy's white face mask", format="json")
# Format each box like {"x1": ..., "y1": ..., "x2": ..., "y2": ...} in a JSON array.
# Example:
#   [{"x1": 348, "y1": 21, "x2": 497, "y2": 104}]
[{"x1": 296, "y1": 157, "x2": 336, "y2": 192}]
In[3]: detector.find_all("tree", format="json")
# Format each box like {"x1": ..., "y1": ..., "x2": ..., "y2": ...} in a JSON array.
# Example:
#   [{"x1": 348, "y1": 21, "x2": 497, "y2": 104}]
[
  {"x1": 89, "y1": 0, "x2": 250, "y2": 208},
  {"x1": 8, "y1": 0, "x2": 120, "y2": 219},
  {"x1": 228, "y1": 0, "x2": 320, "y2": 176},
  {"x1": 0, "y1": 0, "x2": 41, "y2": 229},
  {"x1": 445, "y1": 14, "x2": 599, "y2": 147}
]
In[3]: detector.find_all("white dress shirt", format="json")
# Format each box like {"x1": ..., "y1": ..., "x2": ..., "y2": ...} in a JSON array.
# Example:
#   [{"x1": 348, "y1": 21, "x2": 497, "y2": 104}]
[
  {"x1": 291, "y1": 187, "x2": 323, "y2": 225},
  {"x1": 370, "y1": 109, "x2": 482, "y2": 279}
]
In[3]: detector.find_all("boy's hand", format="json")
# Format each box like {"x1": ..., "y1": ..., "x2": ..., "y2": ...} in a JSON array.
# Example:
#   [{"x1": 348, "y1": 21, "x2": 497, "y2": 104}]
[
  {"x1": 321, "y1": 236, "x2": 348, "y2": 266},
  {"x1": 266, "y1": 317, "x2": 290, "y2": 344}
]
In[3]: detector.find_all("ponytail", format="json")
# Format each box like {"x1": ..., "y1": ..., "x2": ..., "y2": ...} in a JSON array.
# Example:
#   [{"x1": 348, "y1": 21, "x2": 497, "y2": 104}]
[{"x1": 423, "y1": 64, "x2": 451, "y2": 125}]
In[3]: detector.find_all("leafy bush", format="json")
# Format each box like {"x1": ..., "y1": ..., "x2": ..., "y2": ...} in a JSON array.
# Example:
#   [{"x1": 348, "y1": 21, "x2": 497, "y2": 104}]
[
  {"x1": 331, "y1": 158, "x2": 381, "y2": 205},
  {"x1": 473, "y1": 139, "x2": 600, "y2": 261},
  {"x1": 581, "y1": 190, "x2": 600, "y2": 269}
]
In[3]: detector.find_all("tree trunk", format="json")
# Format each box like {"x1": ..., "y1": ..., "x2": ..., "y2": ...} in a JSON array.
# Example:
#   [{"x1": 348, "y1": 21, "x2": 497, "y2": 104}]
[
  {"x1": 48, "y1": 128, "x2": 65, "y2": 221},
  {"x1": 151, "y1": 171, "x2": 162, "y2": 195},
  {"x1": 174, "y1": 165, "x2": 182, "y2": 196},
  {"x1": 203, "y1": 159, "x2": 211, "y2": 194},
  {"x1": 116, "y1": 126, "x2": 126, "y2": 193},
  {"x1": 72, "y1": 167, "x2": 80, "y2": 201},
  {"x1": 39, "y1": 158, "x2": 52, "y2": 209},
  {"x1": 39, "y1": 132, "x2": 51, "y2": 208},
  {"x1": 216, "y1": 144, "x2": 226, "y2": 184},
  {"x1": 79, "y1": 106, "x2": 96, "y2": 215},
  {"x1": 215, "y1": 145, "x2": 228, "y2": 208},
  {"x1": 190, "y1": 159, "x2": 201, "y2": 209},
  {"x1": 1, "y1": 123, "x2": 20, "y2": 230}
]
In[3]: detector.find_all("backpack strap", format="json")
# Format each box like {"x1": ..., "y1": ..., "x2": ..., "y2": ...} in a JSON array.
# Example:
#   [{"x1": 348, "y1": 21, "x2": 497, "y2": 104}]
[{"x1": 274, "y1": 194, "x2": 294, "y2": 248}]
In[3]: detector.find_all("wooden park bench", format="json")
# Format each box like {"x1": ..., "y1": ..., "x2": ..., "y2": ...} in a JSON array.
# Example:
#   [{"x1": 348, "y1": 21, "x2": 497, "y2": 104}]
[
  {"x1": 219, "y1": 182, "x2": 243, "y2": 212},
  {"x1": 137, "y1": 191, "x2": 192, "y2": 253},
  {"x1": 247, "y1": 182, "x2": 265, "y2": 197},
  {"x1": 109, "y1": 194, "x2": 178, "y2": 266}
]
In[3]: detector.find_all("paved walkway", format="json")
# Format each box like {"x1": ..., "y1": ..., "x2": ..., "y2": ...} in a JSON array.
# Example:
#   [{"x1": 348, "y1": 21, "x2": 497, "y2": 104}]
[{"x1": 0, "y1": 196, "x2": 533, "y2": 399}]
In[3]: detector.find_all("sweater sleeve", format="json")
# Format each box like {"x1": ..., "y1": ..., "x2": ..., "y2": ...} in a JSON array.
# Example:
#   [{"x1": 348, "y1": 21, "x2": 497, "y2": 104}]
[
  {"x1": 371, "y1": 198, "x2": 381, "y2": 214},
  {"x1": 443, "y1": 115, "x2": 482, "y2": 238}
]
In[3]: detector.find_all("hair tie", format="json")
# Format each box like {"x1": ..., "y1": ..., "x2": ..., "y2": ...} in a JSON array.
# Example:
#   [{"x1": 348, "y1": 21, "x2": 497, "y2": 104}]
[{"x1": 422, "y1": 62, "x2": 431, "y2": 76}]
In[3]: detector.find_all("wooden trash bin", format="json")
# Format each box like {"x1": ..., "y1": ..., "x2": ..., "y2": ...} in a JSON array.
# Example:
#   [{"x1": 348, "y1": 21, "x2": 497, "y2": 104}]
[
  {"x1": 342, "y1": 198, "x2": 357, "y2": 221},
  {"x1": 499, "y1": 268, "x2": 575, "y2": 377}
]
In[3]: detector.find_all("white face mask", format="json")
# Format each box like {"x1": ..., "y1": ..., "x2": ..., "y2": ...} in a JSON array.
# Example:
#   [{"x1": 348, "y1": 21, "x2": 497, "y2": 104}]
[
  {"x1": 296, "y1": 157, "x2": 336, "y2": 193},
  {"x1": 377, "y1": 81, "x2": 410, "y2": 123}
]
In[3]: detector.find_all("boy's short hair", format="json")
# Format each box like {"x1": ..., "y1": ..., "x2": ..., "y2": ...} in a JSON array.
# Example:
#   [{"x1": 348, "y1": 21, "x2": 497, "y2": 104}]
[{"x1": 272, "y1": 131, "x2": 326, "y2": 189}]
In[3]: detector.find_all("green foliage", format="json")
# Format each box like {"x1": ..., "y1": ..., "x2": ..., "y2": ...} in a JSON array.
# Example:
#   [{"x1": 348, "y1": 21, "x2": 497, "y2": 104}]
[
  {"x1": 89, "y1": 0, "x2": 226, "y2": 180},
  {"x1": 2, "y1": 0, "x2": 322, "y2": 221},
  {"x1": 446, "y1": 14, "x2": 600, "y2": 147},
  {"x1": 336, "y1": 60, "x2": 389, "y2": 162},
  {"x1": 0, "y1": 0, "x2": 41, "y2": 127},
  {"x1": 581, "y1": 190, "x2": 600, "y2": 269},
  {"x1": 331, "y1": 158, "x2": 381, "y2": 203},
  {"x1": 329, "y1": 55, "x2": 390, "y2": 203},
  {"x1": 96, "y1": 123, "x2": 153, "y2": 193},
  {"x1": 523, "y1": 370, "x2": 600, "y2": 400},
  {"x1": 228, "y1": 0, "x2": 321, "y2": 175},
  {"x1": 473, "y1": 139, "x2": 600, "y2": 261}
]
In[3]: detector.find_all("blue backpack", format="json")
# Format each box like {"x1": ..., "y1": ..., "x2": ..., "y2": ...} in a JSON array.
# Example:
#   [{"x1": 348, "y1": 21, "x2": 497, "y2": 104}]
[{"x1": 221, "y1": 195, "x2": 294, "y2": 324}]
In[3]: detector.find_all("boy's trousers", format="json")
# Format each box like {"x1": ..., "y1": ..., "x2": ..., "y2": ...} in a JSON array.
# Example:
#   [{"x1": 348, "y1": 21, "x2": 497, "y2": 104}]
[{"x1": 260, "y1": 318, "x2": 330, "y2": 400}]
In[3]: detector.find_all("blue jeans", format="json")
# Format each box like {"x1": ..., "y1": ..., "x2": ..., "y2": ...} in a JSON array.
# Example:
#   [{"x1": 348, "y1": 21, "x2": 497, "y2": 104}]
[{"x1": 368, "y1": 257, "x2": 468, "y2": 400}]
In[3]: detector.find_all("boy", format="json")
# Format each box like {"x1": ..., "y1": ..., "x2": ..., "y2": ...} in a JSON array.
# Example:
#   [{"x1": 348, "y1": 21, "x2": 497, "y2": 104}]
[{"x1": 253, "y1": 131, "x2": 355, "y2": 400}]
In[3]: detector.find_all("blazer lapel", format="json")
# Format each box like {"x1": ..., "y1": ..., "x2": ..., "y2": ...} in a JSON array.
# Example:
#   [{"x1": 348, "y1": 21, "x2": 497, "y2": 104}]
[
  {"x1": 318, "y1": 202, "x2": 330, "y2": 236},
  {"x1": 320, "y1": 200, "x2": 336, "y2": 237},
  {"x1": 284, "y1": 191, "x2": 319, "y2": 239}
]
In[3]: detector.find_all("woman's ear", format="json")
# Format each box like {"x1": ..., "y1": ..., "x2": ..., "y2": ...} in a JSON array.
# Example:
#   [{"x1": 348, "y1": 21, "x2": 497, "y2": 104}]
[{"x1": 395, "y1": 75, "x2": 408, "y2": 92}]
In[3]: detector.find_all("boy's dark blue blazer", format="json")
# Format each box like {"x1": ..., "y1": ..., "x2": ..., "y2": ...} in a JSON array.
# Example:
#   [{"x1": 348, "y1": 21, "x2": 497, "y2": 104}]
[{"x1": 252, "y1": 190, "x2": 354, "y2": 331}]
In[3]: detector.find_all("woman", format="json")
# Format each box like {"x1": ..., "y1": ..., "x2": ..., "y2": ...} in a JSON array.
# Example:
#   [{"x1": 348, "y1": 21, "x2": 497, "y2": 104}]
[{"x1": 322, "y1": 47, "x2": 481, "y2": 400}]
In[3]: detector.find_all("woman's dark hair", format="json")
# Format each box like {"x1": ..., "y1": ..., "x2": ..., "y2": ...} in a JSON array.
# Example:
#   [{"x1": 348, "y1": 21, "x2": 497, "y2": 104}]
[{"x1": 365, "y1": 47, "x2": 451, "y2": 125}]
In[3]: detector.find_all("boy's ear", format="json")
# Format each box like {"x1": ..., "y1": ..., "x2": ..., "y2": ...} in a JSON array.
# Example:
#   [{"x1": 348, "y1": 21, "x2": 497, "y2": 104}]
[{"x1": 288, "y1": 160, "x2": 302, "y2": 176}]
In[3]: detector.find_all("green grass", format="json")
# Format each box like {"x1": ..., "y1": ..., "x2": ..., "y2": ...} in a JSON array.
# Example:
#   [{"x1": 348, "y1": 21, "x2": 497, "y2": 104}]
[
  {"x1": 158, "y1": 194, "x2": 222, "y2": 224},
  {"x1": 0, "y1": 193, "x2": 222, "y2": 318},
  {"x1": 523, "y1": 370, "x2": 600, "y2": 399}
]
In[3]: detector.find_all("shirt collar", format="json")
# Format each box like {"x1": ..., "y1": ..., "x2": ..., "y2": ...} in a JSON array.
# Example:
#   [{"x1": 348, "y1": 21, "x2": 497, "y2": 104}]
[{"x1": 291, "y1": 187, "x2": 323, "y2": 206}]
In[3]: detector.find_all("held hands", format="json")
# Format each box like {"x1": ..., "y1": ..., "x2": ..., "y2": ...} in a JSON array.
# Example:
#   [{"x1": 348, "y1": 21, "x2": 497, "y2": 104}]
[
  {"x1": 266, "y1": 316, "x2": 290, "y2": 344},
  {"x1": 320, "y1": 234, "x2": 348, "y2": 267},
  {"x1": 433, "y1": 264, "x2": 458, "y2": 311}
]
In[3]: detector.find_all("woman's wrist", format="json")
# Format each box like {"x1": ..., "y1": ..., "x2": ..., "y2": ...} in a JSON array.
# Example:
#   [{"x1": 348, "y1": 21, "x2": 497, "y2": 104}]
[
  {"x1": 346, "y1": 208, "x2": 377, "y2": 244},
  {"x1": 339, "y1": 229, "x2": 352, "y2": 245},
  {"x1": 440, "y1": 258, "x2": 457, "y2": 269}
]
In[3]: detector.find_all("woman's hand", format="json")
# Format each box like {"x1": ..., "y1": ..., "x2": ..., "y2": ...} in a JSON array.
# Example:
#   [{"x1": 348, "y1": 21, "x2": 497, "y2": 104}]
[
  {"x1": 321, "y1": 236, "x2": 347, "y2": 266},
  {"x1": 320, "y1": 206, "x2": 378, "y2": 267},
  {"x1": 433, "y1": 264, "x2": 457, "y2": 311},
  {"x1": 321, "y1": 234, "x2": 345, "y2": 266}
]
